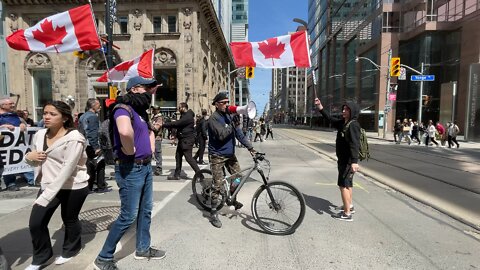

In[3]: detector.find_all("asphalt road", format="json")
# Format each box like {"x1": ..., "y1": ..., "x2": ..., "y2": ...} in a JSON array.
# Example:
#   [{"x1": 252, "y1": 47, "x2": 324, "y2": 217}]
[{"x1": 0, "y1": 129, "x2": 479, "y2": 270}]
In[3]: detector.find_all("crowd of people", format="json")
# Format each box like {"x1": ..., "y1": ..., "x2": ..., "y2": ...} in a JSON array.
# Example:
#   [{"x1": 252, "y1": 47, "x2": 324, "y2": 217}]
[{"x1": 393, "y1": 118, "x2": 460, "y2": 148}]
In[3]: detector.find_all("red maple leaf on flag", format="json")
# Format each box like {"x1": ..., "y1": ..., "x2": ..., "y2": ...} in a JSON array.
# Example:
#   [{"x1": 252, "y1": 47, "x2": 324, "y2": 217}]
[
  {"x1": 32, "y1": 19, "x2": 67, "y2": 49},
  {"x1": 258, "y1": 38, "x2": 285, "y2": 66}
]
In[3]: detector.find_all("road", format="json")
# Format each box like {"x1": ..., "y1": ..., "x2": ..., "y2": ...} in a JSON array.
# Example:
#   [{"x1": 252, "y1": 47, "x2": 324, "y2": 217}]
[{"x1": 0, "y1": 128, "x2": 478, "y2": 270}]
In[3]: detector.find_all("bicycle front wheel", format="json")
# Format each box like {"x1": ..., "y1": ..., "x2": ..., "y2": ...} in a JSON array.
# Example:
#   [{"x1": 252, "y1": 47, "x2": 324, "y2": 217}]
[
  {"x1": 192, "y1": 169, "x2": 225, "y2": 212},
  {"x1": 251, "y1": 181, "x2": 306, "y2": 235}
]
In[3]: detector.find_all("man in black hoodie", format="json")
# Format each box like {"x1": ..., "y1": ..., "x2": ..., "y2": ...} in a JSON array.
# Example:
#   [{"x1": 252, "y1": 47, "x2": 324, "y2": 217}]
[
  {"x1": 315, "y1": 98, "x2": 361, "y2": 221},
  {"x1": 161, "y1": 102, "x2": 200, "y2": 180}
]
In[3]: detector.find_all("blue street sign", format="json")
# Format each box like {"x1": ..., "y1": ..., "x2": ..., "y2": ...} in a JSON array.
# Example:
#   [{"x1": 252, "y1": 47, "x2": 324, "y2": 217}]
[{"x1": 411, "y1": 75, "x2": 435, "y2": 81}]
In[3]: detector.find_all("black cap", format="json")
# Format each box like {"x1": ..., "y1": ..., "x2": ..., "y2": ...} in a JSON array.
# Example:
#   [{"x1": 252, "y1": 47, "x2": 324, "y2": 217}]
[{"x1": 212, "y1": 92, "x2": 229, "y2": 105}]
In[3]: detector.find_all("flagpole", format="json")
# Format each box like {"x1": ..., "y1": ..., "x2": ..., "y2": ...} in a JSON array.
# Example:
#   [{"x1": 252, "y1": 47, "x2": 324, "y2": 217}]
[{"x1": 88, "y1": 0, "x2": 113, "y2": 98}]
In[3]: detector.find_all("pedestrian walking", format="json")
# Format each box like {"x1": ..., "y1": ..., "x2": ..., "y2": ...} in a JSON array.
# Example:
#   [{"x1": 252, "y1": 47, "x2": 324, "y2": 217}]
[
  {"x1": 161, "y1": 102, "x2": 200, "y2": 180},
  {"x1": 436, "y1": 122, "x2": 446, "y2": 146},
  {"x1": 402, "y1": 119, "x2": 412, "y2": 145},
  {"x1": 79, "y1": 98, "x2": 109, "y2": 193},
  {"x1": 24, "y1": 101, "x2": 89, "y2": 270},
  {"x1": 447, "y1": 121, "x2": 460, "y2": 148},
  {"x1": 207, "y1": 92, "x2": 255, "y2": 228},
  {"x1": 425, "y1": 120, "x2": 439, "y2": 146},
  {"x1": 193, "y1": 109, "x2": 208, "y2": 165},
  {"x1": 393, "y1": 119, "x2": 403, "y2": 144},
  {"x1": 253, "y1": 120, "x2": 263, "y2": 142},
  {"x1": 265, "y1": 120, "x2": 274, "y2": 140},
  {"x1": 315, "y1": 97, "x2": 361, "y2": 221},
  {"x1": 411, "y1": 121, "x2": 421, "y2": 145},
  {"x1": 94, "y1": 76, "x2": 166, "y2": 270},
  {"x1": 151, "y1": 105, "x2": 163, "y2": 175}
]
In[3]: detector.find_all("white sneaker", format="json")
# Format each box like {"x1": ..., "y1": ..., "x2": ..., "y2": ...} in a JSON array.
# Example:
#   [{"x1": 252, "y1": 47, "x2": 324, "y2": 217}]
[
  {"x1": 54, "y1": 256, "x2": 72, "y2": 265},
  {"x1": 25, "y1": 264, "x2": 41, "y2": 270}
]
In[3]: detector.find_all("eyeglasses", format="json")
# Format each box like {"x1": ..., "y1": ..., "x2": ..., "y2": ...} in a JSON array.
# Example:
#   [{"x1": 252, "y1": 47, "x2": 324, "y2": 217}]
[{"x1": 217, "y1": 101, "x2": 229, "y2": 105}]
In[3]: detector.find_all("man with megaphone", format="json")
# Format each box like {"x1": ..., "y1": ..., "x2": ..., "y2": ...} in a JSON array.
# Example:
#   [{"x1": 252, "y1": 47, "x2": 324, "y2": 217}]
[{"x1": 207, "y1": 92, "x2": 256, "y2": 228}]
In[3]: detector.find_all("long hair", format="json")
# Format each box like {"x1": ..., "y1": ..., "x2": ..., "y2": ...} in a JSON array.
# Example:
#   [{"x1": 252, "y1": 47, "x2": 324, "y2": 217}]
[{"x1": 44, "y1": 101, "x2": 74, "y2": 129}]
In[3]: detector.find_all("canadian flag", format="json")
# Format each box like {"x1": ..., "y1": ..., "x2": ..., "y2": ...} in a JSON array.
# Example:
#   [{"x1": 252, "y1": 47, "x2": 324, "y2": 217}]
[
  {"x1": 96, "y1": 49, "x2": 154, "y2": 82},
  {"x1": 230, "y1": 31, "x2": 311, "y2": 68},
  {"x1": 6, "y1": 5, "x2": 101, "y2": 53}
]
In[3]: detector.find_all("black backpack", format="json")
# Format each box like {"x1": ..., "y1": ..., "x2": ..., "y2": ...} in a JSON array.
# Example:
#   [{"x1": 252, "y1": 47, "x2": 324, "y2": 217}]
[{"x1": 108, "y1": 103, "x2": 134, "y2": 152}]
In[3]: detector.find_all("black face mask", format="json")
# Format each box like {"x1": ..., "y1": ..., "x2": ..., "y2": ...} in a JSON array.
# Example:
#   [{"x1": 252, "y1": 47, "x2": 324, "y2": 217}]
[{"x1": 117, "y1": 91, "x2": 152, "y2": 123}]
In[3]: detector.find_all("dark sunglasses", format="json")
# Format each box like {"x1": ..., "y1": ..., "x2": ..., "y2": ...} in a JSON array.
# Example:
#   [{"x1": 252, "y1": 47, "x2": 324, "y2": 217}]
[{"x1": 217, "y1": 101, "x2": 229, "y2": 105}]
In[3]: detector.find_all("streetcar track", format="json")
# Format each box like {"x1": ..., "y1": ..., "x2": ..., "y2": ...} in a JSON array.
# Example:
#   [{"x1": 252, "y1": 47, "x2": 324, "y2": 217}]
[{"x1": 278, "y1": 129, "x2": 480, "y2": 195}]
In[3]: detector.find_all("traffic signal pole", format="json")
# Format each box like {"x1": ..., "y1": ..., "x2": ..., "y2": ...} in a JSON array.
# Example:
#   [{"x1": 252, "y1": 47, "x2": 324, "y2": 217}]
[
  {"x1": 418, "y1": 62, "x2": 424, "y2": 125},
  {"x1": 383, "y1": 49, "x2": 392, "y2": 139}
]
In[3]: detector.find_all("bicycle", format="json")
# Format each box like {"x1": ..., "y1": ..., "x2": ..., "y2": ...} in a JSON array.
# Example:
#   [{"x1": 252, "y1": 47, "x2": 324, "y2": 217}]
[{"x1": 192, "y1": 152, "x2": 306, "y2": 235}]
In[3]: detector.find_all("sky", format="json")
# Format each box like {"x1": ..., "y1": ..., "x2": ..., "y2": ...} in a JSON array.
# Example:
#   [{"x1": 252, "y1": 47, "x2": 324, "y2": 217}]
[{"x1": 248, "y1": 0, "x2": 308, "y2": 115}]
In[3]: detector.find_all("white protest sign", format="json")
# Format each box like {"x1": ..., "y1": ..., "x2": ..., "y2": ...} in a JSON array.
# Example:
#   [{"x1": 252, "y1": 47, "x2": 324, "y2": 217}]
[{"x1": 0, "y1": 127, "x2": 42, "y2": 175}]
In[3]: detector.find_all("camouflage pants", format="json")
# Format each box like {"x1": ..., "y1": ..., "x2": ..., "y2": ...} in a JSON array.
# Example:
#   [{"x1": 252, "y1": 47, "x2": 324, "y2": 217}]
[{"x1": 209, "y1": 154, "x2": 241, "y2": 198}]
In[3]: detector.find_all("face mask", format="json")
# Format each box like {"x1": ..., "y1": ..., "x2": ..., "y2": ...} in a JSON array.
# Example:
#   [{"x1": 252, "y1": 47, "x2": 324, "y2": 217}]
[{"x1": 121, "y1": 92, "x2": 152, "y2": 113}]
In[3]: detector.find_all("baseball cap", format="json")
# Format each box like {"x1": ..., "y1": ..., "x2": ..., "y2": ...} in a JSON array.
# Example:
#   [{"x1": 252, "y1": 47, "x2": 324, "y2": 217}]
[
  {"x1": 126, "y1": 76, "x2": 157, "y2": 91},
  {"x1": 212, "y1": 92, "x2": 229, "y2": 105}
]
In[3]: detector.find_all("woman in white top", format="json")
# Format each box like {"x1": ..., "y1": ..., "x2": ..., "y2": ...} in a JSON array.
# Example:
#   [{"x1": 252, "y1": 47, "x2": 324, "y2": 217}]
[
  {"x1": 425, "y1": 120, "x2": 439, "y2": 146},
  {"x1": 24, "y1": 101, "x2": 89, "y2": 270}
]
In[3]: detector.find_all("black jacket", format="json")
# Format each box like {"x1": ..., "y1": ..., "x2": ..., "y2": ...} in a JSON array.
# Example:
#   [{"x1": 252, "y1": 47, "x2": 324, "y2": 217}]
[
  {"x1": 163, "y1": 109, "x2": 195, "y2": 140},
  {"x1": 195, "y1": 116, "x2": 208, "y2": 140},
  {"x1": 319, "y1": 101, "x2": 361, "y2": 164}
]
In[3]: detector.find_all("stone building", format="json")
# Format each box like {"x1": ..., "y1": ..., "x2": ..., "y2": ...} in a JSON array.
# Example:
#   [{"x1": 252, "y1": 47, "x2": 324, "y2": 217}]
[{"x1": 2, "y1": 0, "x2": 234, "y2": 121}]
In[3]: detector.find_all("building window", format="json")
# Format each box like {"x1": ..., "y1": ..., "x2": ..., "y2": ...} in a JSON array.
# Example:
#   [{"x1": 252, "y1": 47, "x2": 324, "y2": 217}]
[
  {"x1": 153, "y1": 16, "x2": 162, "y2": 33},
  {"x1": 168, "y1": 16, "x2": 177, "y2": 32},
  {"x1": 32, "y1": 70, "x2": 52, "y2": 121},
  {"x1": 118, "y1": 16, "x2": 128, "y2": 34}
]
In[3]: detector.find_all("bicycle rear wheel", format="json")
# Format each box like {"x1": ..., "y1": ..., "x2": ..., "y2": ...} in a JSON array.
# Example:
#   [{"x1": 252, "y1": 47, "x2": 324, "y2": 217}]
[
  {"x1": 192, "y1": 169, "x2": 226, "y2": 211},
  {"x1": 251, "y1": 181, "x2": 306, "y2": 235}
]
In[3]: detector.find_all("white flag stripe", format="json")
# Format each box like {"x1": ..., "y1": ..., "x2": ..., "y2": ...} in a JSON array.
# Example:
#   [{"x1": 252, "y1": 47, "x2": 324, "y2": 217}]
[
  {"x1": 251, "y1": 34, "x2": 294, "y2": 68},
  {"x1": 24, "y1": 11, "x2": 81, "y2": 52}
]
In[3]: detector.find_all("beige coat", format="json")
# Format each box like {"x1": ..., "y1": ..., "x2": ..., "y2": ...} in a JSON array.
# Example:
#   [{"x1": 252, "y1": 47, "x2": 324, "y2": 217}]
[{"x1": 25, "y1": 128, "x2": 89, "y2": 206}]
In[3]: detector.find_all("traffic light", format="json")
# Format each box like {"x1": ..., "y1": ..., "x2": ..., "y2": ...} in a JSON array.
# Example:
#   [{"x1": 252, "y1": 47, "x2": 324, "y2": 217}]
[
  {"x1": 109, "y1": 85, "x2": 118, "y2": 99},
  {"x1": 390, "y1": 57, "x2": 401, "y2": 77},
  {"x1": 246, "y1": 66, "x2": 255, "y2": 79}
]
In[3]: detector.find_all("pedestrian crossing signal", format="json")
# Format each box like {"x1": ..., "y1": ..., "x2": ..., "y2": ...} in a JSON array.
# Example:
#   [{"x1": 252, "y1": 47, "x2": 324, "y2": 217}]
[
  {"x1": 246, "y1": 66, "x2": 255, "y2": 79},
  {"x1": 390, "y1": 57, "x2": 401, "y2": 77}
]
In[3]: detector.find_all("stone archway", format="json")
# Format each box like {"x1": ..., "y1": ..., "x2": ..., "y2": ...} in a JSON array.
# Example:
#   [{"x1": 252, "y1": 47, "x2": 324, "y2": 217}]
[
  {"x1": 24, "y1": 52, "x2": 52, "y2": 121},
  {"x1": 153, "y1": 48, "x2": 178, "y2": 115}
]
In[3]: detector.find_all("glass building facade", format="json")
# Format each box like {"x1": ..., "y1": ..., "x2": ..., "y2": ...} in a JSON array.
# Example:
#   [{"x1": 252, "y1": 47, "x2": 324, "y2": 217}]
[{"x1": 308, "y1": 0, "x2": 480, "y2": 141}]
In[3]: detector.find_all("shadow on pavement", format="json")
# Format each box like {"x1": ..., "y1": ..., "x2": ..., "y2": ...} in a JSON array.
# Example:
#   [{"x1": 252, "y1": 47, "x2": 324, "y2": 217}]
[{"x1": 302, "y1": 193, "x2": 336, "y2": 216}]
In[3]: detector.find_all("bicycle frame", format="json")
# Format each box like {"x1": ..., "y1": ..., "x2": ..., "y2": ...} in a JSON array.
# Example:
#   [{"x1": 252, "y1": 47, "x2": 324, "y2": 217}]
[{"x1": 224, "y1": 156, "x2": 270, "y2": 204}]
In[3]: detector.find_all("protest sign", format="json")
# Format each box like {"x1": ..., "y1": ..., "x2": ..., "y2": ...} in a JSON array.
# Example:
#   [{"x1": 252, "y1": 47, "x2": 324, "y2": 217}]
[{"x1": 0, "y1": 127, "x2": 42, "y2": 175}]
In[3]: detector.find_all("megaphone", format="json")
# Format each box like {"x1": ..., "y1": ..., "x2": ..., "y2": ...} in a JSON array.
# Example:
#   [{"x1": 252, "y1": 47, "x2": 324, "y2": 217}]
[{"x1": 227, "y1": 101, "x2": 256, "y2": 119}]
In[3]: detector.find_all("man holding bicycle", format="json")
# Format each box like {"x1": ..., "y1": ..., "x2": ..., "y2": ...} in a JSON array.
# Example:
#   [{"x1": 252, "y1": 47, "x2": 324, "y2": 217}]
[{"x1": 208, "y1": 92, "x2": 255, "y2": 228}]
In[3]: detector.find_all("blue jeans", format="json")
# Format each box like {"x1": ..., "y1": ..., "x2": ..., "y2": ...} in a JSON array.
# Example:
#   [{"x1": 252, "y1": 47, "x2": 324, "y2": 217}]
[
  {"x1": 98, "y1": 163, "x2": 153, "y2": 260},
  {"x1": 3, "y1": 171, "x2": 34, "y2": 187}
]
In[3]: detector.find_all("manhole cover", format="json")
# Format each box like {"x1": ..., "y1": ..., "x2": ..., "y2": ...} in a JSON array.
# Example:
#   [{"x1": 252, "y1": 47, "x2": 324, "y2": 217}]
[{"x1": 79, "y1": 206, "x2": 120, "y2": 234}]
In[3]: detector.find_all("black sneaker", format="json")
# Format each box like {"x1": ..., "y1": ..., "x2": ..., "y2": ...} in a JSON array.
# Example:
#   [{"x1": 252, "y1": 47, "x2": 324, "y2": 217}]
[
  {"x1": 167, "y1": 175, "x2": 180, "y2": 180},
  {"x1": 210, "y1": 212, "x2": 222, "y2": 228},
  {"x1": 154, "y1": 168, "x2": 163, "y2": 176},
  {"x1": 331, "y1": 212, "x2": 353, "y2": 222},
  {"x1": 335, "y1": 205, "x2": 355, "y2": 214},
  {"x1": 134, "y1": 247, "x2": 166, "y2": 260},
  {"x1": 7, "y1": 185, "x2": 19, "y2": 191},
  {"x1": 93, "y1": 258, "x2": 118, "y2": 270},
  {"x1": 95, "y1": 187, "x2": 113, "y2": 194}
]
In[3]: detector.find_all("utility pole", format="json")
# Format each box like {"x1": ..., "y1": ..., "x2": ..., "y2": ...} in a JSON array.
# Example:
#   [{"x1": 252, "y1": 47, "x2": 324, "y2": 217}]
[
  {"x1": 295, "y1": 67, "x2": 299, "y2": 121},
  {"x1": 418, "y1": 62, "x2": 424, "y2": 125},
  {"x1": 383, "y1": 49, "x2": 392, "y2": 139}
]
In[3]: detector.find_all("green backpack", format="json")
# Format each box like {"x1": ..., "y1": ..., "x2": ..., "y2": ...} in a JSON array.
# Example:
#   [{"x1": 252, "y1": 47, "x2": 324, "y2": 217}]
[{"x1": 343, "y1": 120, "x2": 370, "y2": 161}]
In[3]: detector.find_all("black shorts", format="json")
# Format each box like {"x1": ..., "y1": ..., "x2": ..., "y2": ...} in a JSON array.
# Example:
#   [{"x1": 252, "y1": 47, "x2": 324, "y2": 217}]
[{"x1": 337, "y1": 163, "x2": 354, "y2": 188}]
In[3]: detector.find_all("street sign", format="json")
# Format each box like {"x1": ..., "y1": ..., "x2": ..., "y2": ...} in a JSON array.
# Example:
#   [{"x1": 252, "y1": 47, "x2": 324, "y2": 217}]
[
  {"x1": 411, "y1": 75, "x2": 435, "y2": 81},
  {"x1": 398, "y1": 67, "x2": 406, "y2": 80}
]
